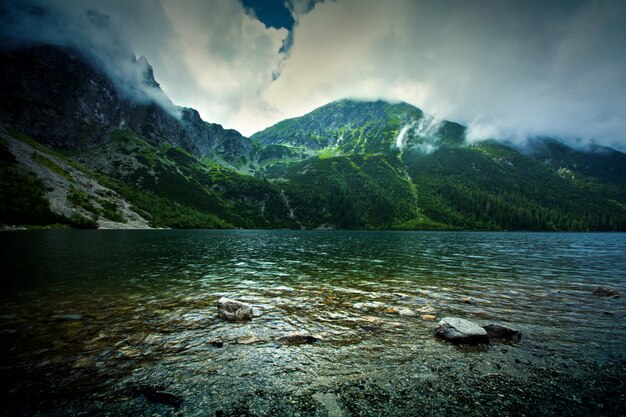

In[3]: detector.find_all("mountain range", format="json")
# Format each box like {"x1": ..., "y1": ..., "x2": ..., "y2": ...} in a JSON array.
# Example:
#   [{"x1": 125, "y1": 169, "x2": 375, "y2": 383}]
[{"x1": 1, "y1": 44, "x2": 625, "y2": 230}]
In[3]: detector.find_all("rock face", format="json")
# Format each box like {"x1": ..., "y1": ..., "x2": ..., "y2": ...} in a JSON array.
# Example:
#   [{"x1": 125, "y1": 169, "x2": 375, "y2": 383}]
[
  {"x1": 0, "y1": 44, "x2": 255, "y2": 165},
  {"x1": 482, "y1": 324, "x2": 522, "y2": 342},
  {"x1": 592, "y1": 286, "x2": 621, "y2": 298},
  {"x1": 216, "y1": 297, "x2": 253, "y2": 321},
  {"x1": 279, "y1": 332, "x2": 322, "y2": 345},
  {"x1": 435, "y1": 317, "x2": 489, "y2": 344}
]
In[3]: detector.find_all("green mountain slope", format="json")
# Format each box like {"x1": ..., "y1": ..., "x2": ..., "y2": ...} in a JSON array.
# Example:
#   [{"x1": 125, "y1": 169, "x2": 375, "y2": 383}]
[
  {"x1": 1, "y1": 126, "x2": 301, "y2": 229},
  {"x1": 278, "y1": 154, "x2": 435, "y2": 229},
  {"x1": 254, "y1": 100, "x2": 626, "y2": 231},
  {"x1": 252, "y1": 99, "x2": 464, "y2": 156},
  {"x1": 403, "y1": 142, "x2": 626, "y2": 230},
  {"x1": 1, "y1": 44, "x2": 625, "y2": 231}
]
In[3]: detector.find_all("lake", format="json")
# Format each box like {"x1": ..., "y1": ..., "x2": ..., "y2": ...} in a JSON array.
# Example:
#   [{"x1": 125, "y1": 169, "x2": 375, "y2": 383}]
[{"x1": 1, "y1": 230, "x2": 625, "y2": 416}]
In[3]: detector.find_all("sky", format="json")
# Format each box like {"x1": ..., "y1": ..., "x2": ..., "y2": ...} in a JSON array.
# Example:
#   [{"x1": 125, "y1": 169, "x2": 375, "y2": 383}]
[{"x1": 1, "y1": 0, "x2": 626, "y2": 149}]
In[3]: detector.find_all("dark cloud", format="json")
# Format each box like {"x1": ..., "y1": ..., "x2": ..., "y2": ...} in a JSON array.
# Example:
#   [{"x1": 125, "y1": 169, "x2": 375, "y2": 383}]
[
  {"x1": 0, "y1": 0, "x2": 180, "y2": 116},
  {"x1": 0, "y1": 0, "x2": 288, "y2": 133}
]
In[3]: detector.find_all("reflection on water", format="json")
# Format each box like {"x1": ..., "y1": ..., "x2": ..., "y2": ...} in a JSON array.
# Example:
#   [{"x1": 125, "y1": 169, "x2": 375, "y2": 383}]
[{"x1": 1, "y1": 230, "x2": 625, "y2": 415}]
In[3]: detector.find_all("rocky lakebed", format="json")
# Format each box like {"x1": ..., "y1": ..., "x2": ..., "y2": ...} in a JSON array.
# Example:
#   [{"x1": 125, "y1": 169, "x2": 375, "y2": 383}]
[
  {"x1": 1, "y1": 230, "x2": 625, "y2": 416},
  {"x1": 1, "y1": 286, "x2": 625, "y2": 417}
]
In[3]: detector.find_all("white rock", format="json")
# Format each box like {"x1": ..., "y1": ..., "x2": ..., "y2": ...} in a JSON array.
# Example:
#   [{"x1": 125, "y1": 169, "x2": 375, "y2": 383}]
[
  {"x1": 216, "y1": 297, "x2": 253, "y2": 321},
  {"x1": 435, "y1": 317, "x2": 488, "y2": 344}
]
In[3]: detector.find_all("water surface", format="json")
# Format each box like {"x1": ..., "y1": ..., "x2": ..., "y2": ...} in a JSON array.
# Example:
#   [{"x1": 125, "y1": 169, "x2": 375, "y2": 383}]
[{"x1": 1, "y1": 230, "x2": 625, "y2": 415}]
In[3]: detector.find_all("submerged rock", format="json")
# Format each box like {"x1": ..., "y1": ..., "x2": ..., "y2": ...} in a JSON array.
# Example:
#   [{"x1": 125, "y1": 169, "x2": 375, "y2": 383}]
[
  {"x1": 482, "y1": 323, "x2": 522, "y2": 342},
  {"x1": 396, "y1": 307, "x2": 418, "y2": 316},
  {"x1": 237, "y1": 335, "x2": 264, "y2": 344},
  {"x1": 312, "y1": 392, "x2": 344, "y2": 417},
  {"x1": 435, "y1": 317, "x2": 489, "y2": 344},
  {"x1": 359, "y1": 325, "x2": 384, "y2": 333},
  {"x1": 53, "y1": 314, "x2": 83, "y2": 321},
  {"x1": 279, "y1": 332, "x2": 322, "y2": 345},
  {"x1": 133, "y1": 384, "x2": 183, "y2": 408},
  {"x1": 217, "y1": 297, "x2": 253, "y2": 321},
  {"x1": 592, "y1": 286, "x2": 621, "y2": 298},
  {"x1": 209, "y1": 339, "x2": 224, "y2": 348}
]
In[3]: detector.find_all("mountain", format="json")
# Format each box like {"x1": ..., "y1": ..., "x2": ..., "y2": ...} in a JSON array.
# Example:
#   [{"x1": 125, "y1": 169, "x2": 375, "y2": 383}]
[
  {"x1": 0, "y1": 44, "x2": 255, "y2": 168},
  {"x1": 1, "y1": 43, "x2": 625, "y2": 231},
  {"x1": 253, "y1": 100, "x2": 626, "y2": 230},
  {"x1": 0, "y1": 44, "x2": 293, "y2": 229},
  {"x1": 252, "y1": 99, "x2": 464, "y2": 154}
]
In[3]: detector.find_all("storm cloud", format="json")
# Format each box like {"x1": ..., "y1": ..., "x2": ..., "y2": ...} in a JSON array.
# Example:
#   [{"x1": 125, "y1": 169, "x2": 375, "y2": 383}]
[{"x1": 1, "y1": 0, "x2": 625, "y2": 149}]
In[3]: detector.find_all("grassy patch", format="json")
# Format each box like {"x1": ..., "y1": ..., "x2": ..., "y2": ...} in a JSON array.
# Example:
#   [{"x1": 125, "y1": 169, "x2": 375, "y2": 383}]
[
  {"x1": 98, "y1": 198, "x2": 125, "y2": 223},
  {"x1": 67, "y1": 187, "x2": 98, "y2": 213},
  {"x1": 318, "y1": 147, "x2": 343, "y2": 159},
  {"x1": 6, "y1": 127, "x2": 57, "y2": 156},
  {"x1": 32, "y1": 153, "x2": 73, "y2": 181},
  {"x1": 0, "y1": 139, "x2": 96, "y2": 228},
  {"x1": 97, "y1": 175, "x2": 231, "y2": 229},
  {"x1": 67, "y1": 187, "x2": 125, "y2": 223}
]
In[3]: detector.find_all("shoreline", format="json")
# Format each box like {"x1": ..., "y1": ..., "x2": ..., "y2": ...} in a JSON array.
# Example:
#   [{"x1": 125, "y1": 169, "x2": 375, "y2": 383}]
[
  {"x1": 3, "y1": 347, "x2": 624, "y2": 416},
  {"x1": 3, "y1": 225, "x2": 626, "y2": 233}
]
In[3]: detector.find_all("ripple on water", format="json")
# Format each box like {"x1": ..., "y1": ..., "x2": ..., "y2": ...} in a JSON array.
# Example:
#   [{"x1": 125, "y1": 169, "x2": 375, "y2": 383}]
[{"x1": 0, "y1": 230, "x2": 625, "y2": 415}]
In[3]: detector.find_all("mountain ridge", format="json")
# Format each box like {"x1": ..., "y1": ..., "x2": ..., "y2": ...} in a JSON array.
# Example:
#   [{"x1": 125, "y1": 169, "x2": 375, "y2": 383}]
[
  {"x1": 1, "y1": 43, "x2": 625, "y2": 231},
  {"x1": 0, "y1": 44, "x2": 255, "y2": 166}
]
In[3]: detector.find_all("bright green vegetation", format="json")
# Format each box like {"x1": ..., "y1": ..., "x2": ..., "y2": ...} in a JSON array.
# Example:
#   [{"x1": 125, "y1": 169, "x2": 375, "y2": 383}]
[
  {"x1": 252, "y1": 100, "x2": 424, "y2": 153},
  {"x1": 252, "y1": 99, "x2": 464, "y2": 157},
  {"x1": 279, "y1": 154, "x2": 420, "y2": 229},
  {"x1": 254, "y1": 100, "x2": 626, "y2": 231},
  {"x1": 2, "y1": 100, "x2": 626, "y2": 230},
  {"x1": 31, "y1": 153, "x2": 73, "y2": 181},
  {"x1": 66, "y1": 187, "x2": 125, "y2": 223},
  {"x1": 403, "y1": 143, "x2": 626, "y2": 230}
]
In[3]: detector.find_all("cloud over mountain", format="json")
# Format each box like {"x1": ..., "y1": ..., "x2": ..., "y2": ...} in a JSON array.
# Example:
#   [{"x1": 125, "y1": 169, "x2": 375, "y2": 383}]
[{"x1": 1, "y1": 0, "x2": 625, "y2": 149}]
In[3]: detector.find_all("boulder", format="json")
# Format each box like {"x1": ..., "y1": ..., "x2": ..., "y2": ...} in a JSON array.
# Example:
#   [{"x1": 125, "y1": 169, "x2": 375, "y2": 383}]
[
  {"x1": 396, "y1": 307, "x2": 418, "y2": 316},
  {"x1": 209, "y1": 339, "x2": 224, "y2": 348},
  {"x1": 217, "y1": 297, "x2": 253, "y2": 321},
  {"x1": 132, "y1": 384, "x2": 183, "y2": 408},
  {"x1": 237, "y1": 335, "x2": 263, "y2": 344},
  {"x1": 279, "y1": 332, "x2": 322, "y2": 345},
  {"x1": 592, "y1": 286, "x2": 621, "y2": 298},
  {"x1": 482, "y1": 323, "x2": 522, "y2": 342},
  {"x1": 435, "y1": 317, "x2": 489, "y2": 344}
]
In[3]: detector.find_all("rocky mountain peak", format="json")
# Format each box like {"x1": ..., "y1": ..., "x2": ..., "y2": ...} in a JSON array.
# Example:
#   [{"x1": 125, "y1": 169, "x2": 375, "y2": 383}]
[
  {"x1": 136, "y1": 55, "x2": 160, "y2": 89},
  {"x1": 0, "y1": 43, "x2": 254, "y2": 165}
]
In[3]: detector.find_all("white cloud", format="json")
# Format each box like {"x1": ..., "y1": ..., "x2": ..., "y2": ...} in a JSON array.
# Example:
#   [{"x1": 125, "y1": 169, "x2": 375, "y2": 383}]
[
  {"x1": 156, "y1": 0, "x2": 287, "y2": 133},
  {"x1": 255, "y1": 0, "x2": 626, "y2": 148},
  {"x1": 3, "y1": 0, "x2": 625, "y2": 148}
]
